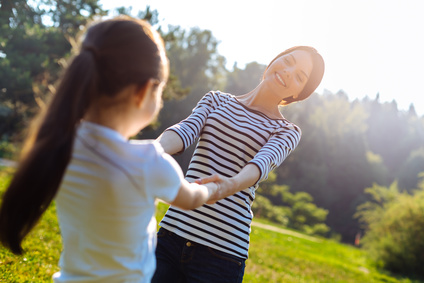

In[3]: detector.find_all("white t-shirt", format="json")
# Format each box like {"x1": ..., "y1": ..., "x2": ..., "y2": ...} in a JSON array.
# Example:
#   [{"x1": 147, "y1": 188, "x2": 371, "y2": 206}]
[{"x1": 53, "y1": 121, "x2": 183, "y2": 283}]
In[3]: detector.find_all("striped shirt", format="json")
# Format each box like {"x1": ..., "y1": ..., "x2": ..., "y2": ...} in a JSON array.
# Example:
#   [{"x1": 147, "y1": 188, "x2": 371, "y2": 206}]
[{"x1": 159, "y1": 91, "x2": 301, "y2": 259}]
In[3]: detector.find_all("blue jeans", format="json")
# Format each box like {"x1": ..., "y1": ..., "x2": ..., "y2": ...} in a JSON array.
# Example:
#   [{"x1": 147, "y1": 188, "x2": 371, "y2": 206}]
[{"x1": 152, "y1": 228, "x2": 246, "y2": 283}]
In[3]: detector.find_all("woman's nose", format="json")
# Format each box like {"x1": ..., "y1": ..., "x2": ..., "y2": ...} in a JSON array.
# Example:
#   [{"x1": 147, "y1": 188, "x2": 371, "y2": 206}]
[{"x1": 283, "y1": 69, "x2": 292, "y2": 80}]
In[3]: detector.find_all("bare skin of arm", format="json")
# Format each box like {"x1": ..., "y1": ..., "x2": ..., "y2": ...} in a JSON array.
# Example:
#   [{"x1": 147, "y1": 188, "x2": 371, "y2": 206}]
[
  {"x1": 170, "y1": 180, "x2": 219, "y2": 210},
  {"x1": 197, "y1": 164, "x2": 261, "y2": 203},
  {"x1": 156, "y1": 130, "x2": 184, "y2": 155},
  {"x1": 157, "y1": 131, "x2": 223, "y2": 209}
]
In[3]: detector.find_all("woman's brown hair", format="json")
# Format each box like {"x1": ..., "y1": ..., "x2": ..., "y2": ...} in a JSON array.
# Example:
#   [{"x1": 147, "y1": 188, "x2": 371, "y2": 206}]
[
  {"x1": 0, "y1": 16, "x2": 167, "y2": 255},
  {"x1": 263, "y1": 46, "x2": 325, "y2": 106}
]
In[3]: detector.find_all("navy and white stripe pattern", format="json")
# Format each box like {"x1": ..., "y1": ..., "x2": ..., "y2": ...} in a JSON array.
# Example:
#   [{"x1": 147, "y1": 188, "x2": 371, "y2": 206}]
[{"x1": 160, "y1": 91, "x2": 301, "y2": 259}]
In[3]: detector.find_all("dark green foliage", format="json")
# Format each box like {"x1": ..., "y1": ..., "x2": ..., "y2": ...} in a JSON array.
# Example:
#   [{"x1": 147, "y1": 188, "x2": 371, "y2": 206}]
[
  {"x1": 397, "y1": 148, "x2": 424, "y2": 192},
  {"x1": 252, "y1": 172, "x2": 330, "y2": 236},
  {"x1": 356, "y1": 179, "x2": 424, "y2": 278},
  {"x1": 165, "y1": 26, "x2": 227, "y2": 96},
  {"x1": 44, "y1": 0, "x2": 105, "y2": 36},
  {"x1": 0, "y1": 0, "x2": 106, "y2": 140},
  {"x1": 0, "y1": 140, "x2": 17, "y2": 159},
  {"x1": 251, "y1": 195, "x2": 290, "y2": 226}
]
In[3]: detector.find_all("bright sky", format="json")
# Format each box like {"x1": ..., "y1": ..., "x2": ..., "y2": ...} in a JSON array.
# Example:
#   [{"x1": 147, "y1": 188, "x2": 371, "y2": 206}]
[{"x1": 100, "y1": 0, "x2": 424, "y2": 116}]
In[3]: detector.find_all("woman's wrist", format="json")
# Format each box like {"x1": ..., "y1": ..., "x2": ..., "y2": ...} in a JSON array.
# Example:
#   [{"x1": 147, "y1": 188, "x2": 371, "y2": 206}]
[{"x1": 207, "y1": 182, "x2": 219, "y2": 197}]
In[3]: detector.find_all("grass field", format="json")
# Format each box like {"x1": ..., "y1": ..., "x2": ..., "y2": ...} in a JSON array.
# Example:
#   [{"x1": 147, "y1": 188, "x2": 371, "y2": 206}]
[{"x1": 0, "y1": 167, "x2": 422, "y2": 282}]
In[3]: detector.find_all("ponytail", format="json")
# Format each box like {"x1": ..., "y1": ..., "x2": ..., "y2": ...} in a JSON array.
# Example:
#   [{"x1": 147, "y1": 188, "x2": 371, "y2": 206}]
[{"x1": 0, "y1": 50, "x2": 97, "y2": 254}]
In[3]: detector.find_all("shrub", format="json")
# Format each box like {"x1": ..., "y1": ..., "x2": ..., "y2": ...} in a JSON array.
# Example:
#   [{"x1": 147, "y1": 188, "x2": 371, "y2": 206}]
[
  {"x1": 0, "y1": 140, "x2": 18, "y2": 160},
  {"x1": 252, "y1": 195, "x2": 289, "y2": 226},
  {"x1": 356, "y1": 178, "x2": 424, "y2": 278},
  {"x1": 254, "y1": 172, "x2": 330, "y2": 236}
]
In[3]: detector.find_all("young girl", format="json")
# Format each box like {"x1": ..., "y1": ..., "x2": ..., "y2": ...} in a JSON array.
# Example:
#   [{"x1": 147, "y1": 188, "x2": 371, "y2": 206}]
[{"x1": 0, "y1": 16, "x2": 219, "y2": 282}]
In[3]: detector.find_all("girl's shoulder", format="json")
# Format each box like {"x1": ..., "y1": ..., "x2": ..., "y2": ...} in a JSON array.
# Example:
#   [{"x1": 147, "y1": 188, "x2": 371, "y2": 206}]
[
  {"x1": 127, "y1": 140, "x2": 183, "y2": 175},
  {"x1": 128, "y1": 139, "x2": 163, "y2": 157}
]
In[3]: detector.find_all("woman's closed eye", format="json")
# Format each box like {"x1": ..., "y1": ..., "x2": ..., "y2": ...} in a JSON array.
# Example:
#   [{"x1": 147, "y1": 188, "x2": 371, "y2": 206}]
[
  {"x1": 284, "y1": 57, "x2": 293, "y2": 66},
  {"x1": 297, "y1": 74, "x2": 303, "y2": 83}
]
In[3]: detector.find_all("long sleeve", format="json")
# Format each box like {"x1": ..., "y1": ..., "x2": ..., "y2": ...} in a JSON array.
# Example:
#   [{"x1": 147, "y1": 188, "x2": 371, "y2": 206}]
[
  {"x1": 166, "y1": 91, "x2": 222, "y2": 151},
  {"x1": 248, "y1": 124, "x2": 301, "y2": 184}
]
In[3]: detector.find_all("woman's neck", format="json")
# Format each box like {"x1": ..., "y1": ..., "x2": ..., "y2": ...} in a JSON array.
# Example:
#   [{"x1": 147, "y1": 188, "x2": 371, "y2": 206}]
[{"x1": 236, "y1": 85, "x2": 284, "y2": 119}]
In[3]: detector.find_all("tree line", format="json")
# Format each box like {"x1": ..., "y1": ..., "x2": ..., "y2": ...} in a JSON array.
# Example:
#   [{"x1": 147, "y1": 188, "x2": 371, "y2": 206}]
[{"x1": 1, "y1": 0, "x2": 424, "y2": 255}]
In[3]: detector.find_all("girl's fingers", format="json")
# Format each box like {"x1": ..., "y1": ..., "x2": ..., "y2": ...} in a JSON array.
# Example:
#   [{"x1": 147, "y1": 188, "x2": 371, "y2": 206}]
[{"x1": 197, "y1": 174, "x2": 221, "y2": 184}]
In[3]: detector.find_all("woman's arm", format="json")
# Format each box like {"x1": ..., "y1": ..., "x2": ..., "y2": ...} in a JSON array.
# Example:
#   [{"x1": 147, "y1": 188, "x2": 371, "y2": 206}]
[
  {"x1": 195, "y1": 124, "x2": 301, "y2": 201},
  {"x1": 156, "y1": 130, "x2": 184, "y2": 155},
  {"x1": 198, "y1": 163, "x2": 260, "y2": 203},
  {"x1": 170, "y1": 180, "x2": 219, "y2": 210},
  {"x1": 156, "y1": 92, "x2": 219, "y2": 155}
]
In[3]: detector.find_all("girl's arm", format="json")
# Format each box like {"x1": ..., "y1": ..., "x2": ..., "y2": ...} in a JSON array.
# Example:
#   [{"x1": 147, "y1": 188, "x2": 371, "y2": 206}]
[
  {"x1": 197, "y1": 164, "x2": 260, "y2": 203},
  {"x1": 170, "y1": 180, "x2": 219, "y2": 210},
  {"x1": 156, "y1": 130, "x2": 184, "y2": 155}
]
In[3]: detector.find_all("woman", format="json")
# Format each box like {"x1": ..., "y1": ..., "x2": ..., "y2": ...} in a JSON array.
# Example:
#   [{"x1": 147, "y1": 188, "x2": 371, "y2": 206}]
[
  {"x1": 153, "y1": 46, "x2": 325, "y2": 282},
  {"x1": 0, "y1": 16, "x2": 220, "y2": 282}
]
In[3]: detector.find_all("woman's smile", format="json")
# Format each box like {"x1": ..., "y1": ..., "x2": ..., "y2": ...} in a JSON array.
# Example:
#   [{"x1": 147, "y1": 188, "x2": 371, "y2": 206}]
[
  {"x1": 275, "y1": 72, "x2": 286, "y2": 87},
  {"x1": 263, "y1": 50, "x2": 313, "y2": 101}
]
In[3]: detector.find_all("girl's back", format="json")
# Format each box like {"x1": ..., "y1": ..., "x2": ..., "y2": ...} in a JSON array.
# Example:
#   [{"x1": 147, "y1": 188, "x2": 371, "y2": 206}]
[{"x1": 54, "y1": 121, "x2": 183, "y2": 281}]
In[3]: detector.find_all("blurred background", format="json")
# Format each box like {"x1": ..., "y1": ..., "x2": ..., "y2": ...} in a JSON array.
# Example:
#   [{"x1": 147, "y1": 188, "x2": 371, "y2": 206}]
[{"x1": 1, "y1": 0, "x2": 423, "y2": 278}]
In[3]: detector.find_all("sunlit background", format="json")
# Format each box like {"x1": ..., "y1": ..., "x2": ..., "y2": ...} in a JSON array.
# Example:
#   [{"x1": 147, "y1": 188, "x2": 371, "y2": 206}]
[
  {"x1": 100, "y1": 0, "x2": 424, "y2": 116},
  {"x1": 1, "y1": 1, "x2": 424, "y2": 281}
]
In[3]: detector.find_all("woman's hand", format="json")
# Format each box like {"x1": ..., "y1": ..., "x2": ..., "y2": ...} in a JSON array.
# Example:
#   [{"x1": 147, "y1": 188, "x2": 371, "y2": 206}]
[
  {"x1": 196, "y1": 174, "x2": 238, "y2": 204},
  {"x1": 195, "y1": 164, "x2": 261, "y2": 204}
]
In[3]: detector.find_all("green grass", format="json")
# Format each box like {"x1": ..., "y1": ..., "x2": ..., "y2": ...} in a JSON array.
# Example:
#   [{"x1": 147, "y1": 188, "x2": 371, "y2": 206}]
[
  {"x1": 245, "y1": 224, "x2": 414, "y2": 283},
  {"x1": 0, "y1": 168, "x2": 422, "y2": 282},
  {"x1": 0, "y1": 167, "x2": 62, "y2": 282}
]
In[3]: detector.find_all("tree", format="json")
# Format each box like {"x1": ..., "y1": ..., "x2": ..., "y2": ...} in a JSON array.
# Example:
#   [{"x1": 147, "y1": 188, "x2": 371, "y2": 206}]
[
  {"x1": 165, "y1": 26, "x2": 227, "y2": 97},
  {"x1": 0, "y1": 0, "x2": 45, "y2": 140},
  {"x1": 355, "y1": 179, "x2": 424, "y2": 278},
  {"x1": 0, "y1": 0, "x2": 106, "y2": 141},
  {"x1": 225, "y1": 62, "x2": 265, "y2": 95},
  {"x1": 397, "y1": 147, "x2": 424, "y2": 192},
  {"x1": 278, "y1": 91, "x2": 374, "y2": 242},
  {"x1": 139, "y1": 26, "x2": 228, "y2": 170},
  {"x1": 363, "y1": 96, "x2": 412, "y2": 176},
  {"x1": 43, "y1": 0, "x2": 105, "y2": 37}
]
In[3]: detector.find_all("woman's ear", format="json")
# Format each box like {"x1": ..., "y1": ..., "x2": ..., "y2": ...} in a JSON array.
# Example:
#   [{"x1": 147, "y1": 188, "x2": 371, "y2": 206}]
[{"x1": 134, "y1": 79, "x2": 156, "y2": 108}]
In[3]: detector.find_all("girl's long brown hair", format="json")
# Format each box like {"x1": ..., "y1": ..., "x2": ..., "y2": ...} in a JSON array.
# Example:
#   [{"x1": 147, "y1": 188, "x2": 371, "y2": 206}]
[{"x1": 0, "y1": 16, "x2": 167, "y2": 254}]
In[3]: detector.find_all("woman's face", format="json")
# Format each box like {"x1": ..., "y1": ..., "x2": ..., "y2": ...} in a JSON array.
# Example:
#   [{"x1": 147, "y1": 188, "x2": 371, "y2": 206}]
[{"x1": 264, "y1": 49, "x2": 313, "y2": 101}]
